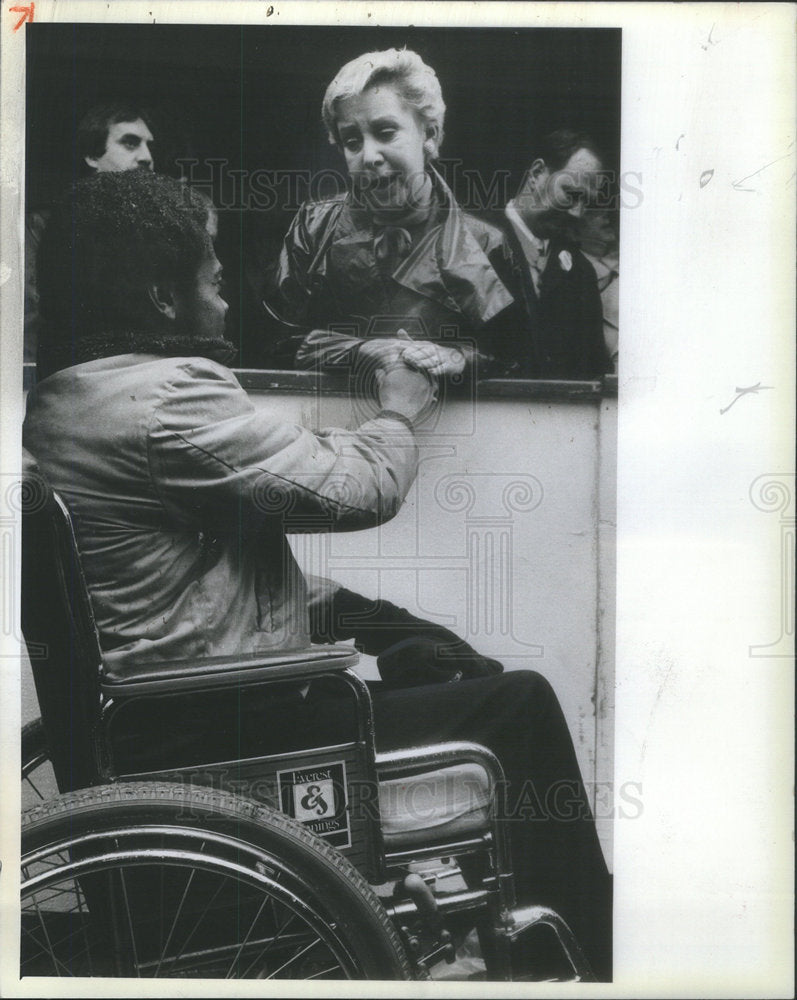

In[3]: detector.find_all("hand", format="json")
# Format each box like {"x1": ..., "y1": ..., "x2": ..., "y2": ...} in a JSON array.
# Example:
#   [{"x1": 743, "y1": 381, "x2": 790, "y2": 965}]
[
  {"x1": 377, "y1": 362, "x2": 437, "y2": 424},
  {"x1": 357, "y1": 337, "x2": 412, "y2": 371},
  {"x1": 400, "y1": 339, "x2": 467, "y2": 377}
]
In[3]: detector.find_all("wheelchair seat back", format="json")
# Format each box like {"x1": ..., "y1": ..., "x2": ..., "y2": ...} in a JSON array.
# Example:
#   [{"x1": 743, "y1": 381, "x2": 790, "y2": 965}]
[{"x1": 21, "y1": 456, "x2": 107, "y2": 792}]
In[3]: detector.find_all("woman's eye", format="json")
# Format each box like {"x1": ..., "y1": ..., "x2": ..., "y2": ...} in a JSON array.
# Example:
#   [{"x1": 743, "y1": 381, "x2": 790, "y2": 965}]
[
  {"x1": 378, "y1": 128, "x2": 397, "y2": 140},
  {"x1": 343, "y1": 137, "x2": 362, "y2": 152}
]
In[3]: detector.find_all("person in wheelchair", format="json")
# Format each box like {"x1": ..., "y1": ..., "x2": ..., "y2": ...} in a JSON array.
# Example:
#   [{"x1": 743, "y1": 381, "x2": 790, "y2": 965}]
[{"x1": 23, "y1": 170, "x2": 611, "y2": 980}]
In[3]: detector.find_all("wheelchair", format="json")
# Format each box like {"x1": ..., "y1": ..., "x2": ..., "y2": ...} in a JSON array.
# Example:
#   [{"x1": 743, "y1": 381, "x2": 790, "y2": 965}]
[{"x1": 19, "y1": 470, "x2": 595, "y2": 982}]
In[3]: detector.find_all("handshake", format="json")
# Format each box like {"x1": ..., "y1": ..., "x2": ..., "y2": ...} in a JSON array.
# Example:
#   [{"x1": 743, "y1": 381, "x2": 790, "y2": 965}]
[{"x1": 361, "y1": 332, "x2": 477, "y2": 426}]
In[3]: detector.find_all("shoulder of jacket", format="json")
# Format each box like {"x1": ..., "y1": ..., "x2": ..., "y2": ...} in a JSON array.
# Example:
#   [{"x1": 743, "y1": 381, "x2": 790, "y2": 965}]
[
  {"x1": 145, "y1": 357, "x2": 244, "y2": 402},
  {"x1": 287, "y1": 196, "x2": 349, "y2": 246},
  {"x1": 461, "y1": 210, "x2": 508, "y2": 249},
  {"x1": 295, "y1": 193, "x2": 349, "y2": 221},
  {"x1": 170, "y1": 355, "x2": 241, "y2": 382},
  {"x1": 147, "y1": 357, "x2": 251, "y2": 434},
  {"x1": 571, "y1": 246, "x2": 602, "y2": 282}
]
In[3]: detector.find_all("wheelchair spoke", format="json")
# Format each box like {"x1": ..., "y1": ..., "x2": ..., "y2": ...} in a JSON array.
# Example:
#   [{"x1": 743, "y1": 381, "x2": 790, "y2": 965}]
[
  {"x1": 160, "y1": 871, "x2": 229, "y2": 972},
  {"x1": 305, "y1": 963, "x2": 345, "y2": 979},
  {"x1": 153, "y1": 853, "x2": 203, "y2": 977},
  {"x1": 24, "y1": 923, "x2": 95, "y2": 973},
  {"x1": 263, "y1": 934, "x2": 324, "y2": 979},
  {"x1": 242, "y1": 904, "x2": 298, "y2": 978},
  {"x1": 116, "y1": 864, "x2": 141, "y2": 976},
  {"x1": 23, "y1": 880, "x2": 93, "y2": 977},
  {"x1": 26, "y1": 896, "x2": 70, "y2": 977},
  {"x1": 224, "y1": 896, "x2": 270, "y2": 978}
]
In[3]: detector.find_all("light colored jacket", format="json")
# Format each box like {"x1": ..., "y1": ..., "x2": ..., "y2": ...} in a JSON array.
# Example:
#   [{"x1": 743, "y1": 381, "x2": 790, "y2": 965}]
[{"x1": 23, "y1": 353, "x2": 418, "y2": 682}]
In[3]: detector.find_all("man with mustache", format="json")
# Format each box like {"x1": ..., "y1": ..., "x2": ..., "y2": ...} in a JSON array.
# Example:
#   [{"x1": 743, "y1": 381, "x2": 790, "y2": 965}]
[{"x1": 503, "y1": 130, "x2": 611, "y2": 379}]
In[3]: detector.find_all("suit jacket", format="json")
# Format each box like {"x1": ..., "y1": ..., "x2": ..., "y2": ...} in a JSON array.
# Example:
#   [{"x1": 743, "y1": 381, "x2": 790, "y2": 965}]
[{"x1": 497, "y1": 217, "x2": 610, "y2": 379}]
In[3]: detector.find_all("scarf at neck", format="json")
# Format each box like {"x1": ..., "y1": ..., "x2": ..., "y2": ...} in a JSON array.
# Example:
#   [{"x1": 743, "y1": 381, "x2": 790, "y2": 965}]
[
  {"x1": 371, "y1": 173, "x2": 438, "y2": 267},
  {"x1": 368, "y1": 172, "x2": 435, "y2": 229}
]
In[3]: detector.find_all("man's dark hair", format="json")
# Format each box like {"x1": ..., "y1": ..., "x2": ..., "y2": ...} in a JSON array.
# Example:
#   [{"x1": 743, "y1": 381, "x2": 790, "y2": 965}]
[
  {"x1": 77, "y1": 102, "x2": 154, "y2": 161},
  {"x1": 537, "y1": 129, "x2": 603, "y2": 172},
  {"x1": 38, "y1": 172, "x2": 214, "y2": 369}
]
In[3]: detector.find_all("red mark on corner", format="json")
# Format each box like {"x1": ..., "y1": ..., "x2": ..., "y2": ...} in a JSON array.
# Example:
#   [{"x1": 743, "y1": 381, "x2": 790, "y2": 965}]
[{"x1": 10, "y1": 3, "x2": 35, "y2": 31}]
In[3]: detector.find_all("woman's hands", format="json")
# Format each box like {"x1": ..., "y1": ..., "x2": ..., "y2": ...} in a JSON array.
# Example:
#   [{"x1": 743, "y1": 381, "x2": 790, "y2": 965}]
[
  {"x1": 357, "y1": 331, "x2": 468, "y2": 378},
  {"x1": 400, "y1": 339, "x2": 467, "y2": 377}
]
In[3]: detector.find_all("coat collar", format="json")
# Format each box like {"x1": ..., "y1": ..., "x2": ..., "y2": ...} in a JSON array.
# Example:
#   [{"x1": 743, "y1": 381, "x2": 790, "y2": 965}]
[{"x1": 327, "y1": 167, "x2": 514, "y2": 327}]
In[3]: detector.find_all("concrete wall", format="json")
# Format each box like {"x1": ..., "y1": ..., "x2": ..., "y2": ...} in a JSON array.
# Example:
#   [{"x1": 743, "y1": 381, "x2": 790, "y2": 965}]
[{"x1": 246, "y1": 383, "x2": 617, "y2": 866}]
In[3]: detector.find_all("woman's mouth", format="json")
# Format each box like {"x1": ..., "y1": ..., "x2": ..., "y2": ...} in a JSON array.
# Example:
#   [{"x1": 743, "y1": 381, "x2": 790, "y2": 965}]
[{"x1": 356, "y1": 173, "x2": 400, "y2": 192}]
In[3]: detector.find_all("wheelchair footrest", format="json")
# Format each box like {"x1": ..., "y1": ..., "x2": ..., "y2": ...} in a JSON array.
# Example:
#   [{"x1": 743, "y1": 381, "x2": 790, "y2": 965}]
[{"x1": 503, "y1": 904, "x2": 595, "y2": 982}]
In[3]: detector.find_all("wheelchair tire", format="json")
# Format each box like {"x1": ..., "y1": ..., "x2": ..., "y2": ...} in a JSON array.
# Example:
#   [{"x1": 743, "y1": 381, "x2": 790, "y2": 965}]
[{"x1": 22, "y1": 780, "x2": 412, "y2": 980}]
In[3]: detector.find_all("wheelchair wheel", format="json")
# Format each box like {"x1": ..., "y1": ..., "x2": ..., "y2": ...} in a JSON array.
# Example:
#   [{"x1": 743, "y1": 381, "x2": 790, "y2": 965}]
[
  {"x1": 21, "y1": 718, "x2": 57, "y2": 809},
  {"x1": 22, "y1": 781, "x2": 411, "y2": 980}
]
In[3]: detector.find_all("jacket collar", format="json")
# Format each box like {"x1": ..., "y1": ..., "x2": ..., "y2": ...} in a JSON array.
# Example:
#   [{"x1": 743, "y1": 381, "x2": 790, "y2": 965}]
[
  {"x1": 505, "y1": 199, "x2": 549, "y2": 258},
  {"x1": 38, "y1": 328, "x2": 237, "y2": 380},
  {"x1": 504, "y1": 211, "x2": 580, "y2": 302},
  {"x1": 329, "y1": 167, "x2": 514, "y2": 327}
]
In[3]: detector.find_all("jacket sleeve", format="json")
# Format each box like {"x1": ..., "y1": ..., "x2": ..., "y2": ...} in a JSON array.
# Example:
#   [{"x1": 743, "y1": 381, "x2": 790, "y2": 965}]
[
  {"x1": 269, "y1": 201, "x2": 319, "y2": 328},
  {"x1": 147, "y1": 359, "x2": 418, "y2": 535},
  {"x1": 294, "y1": 327, "x2": 369, "y2": 371},
  {"x1": 265, "y1": 199, "x2": 369, "y2": 371},
  {"x1": 576, "y1": 252, "x2": 612, "y2": 377}
]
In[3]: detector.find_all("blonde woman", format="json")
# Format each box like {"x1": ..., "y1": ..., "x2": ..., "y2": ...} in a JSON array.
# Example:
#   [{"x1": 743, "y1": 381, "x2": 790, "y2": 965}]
[{"x1": 269, "y1": 48, "x2": 523, "y2": 378}]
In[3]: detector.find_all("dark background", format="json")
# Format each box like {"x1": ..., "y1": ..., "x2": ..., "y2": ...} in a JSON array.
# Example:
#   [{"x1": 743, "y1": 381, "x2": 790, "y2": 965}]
[{"x1": 26, "y1": 23, "x2": 621, "y2": 365}]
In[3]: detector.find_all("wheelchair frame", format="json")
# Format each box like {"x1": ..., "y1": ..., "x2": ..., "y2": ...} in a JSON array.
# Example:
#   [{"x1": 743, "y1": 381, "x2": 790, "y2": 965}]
[{"x1": 20, "y1": 474, "x2": 594, "y2": 981}]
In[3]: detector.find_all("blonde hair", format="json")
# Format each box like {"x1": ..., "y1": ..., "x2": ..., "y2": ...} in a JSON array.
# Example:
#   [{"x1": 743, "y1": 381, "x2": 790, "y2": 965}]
[{"x1": 322, "y1": 48, "x2": 446, "y2": 157}]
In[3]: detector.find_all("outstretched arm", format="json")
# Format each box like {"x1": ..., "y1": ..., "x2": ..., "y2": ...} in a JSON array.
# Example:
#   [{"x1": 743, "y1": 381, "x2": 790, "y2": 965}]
[{"x1": 147, "y1": 358, "x2": 435, "y2": 536}]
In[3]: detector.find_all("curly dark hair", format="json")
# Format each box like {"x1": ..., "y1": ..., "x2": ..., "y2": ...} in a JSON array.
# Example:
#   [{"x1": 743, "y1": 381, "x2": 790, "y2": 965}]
[
  {"x1": 77, "y1": 102, "x2": 154, "y2": 162},
  {"x1": 38, "y1": 171, "x2": 214, "y2": 357}
]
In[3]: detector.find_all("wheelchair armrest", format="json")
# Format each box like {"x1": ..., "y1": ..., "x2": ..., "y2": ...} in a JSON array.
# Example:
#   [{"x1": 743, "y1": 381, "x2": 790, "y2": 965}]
[
  {"x1": 100, "y1": 644, "x2": 359, "y2": 698},
  {"x1": 375, "y1": 742, "x2": 508, "y2": 854},
  {"x1": 376, "y1": 741, "x2": 505, "y2": 786}
]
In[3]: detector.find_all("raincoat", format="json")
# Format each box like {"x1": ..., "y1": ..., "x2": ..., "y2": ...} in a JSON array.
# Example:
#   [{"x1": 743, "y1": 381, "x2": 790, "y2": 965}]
[{"x1": 267, "y1": 170, "x2": 524, "y2": 376}]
